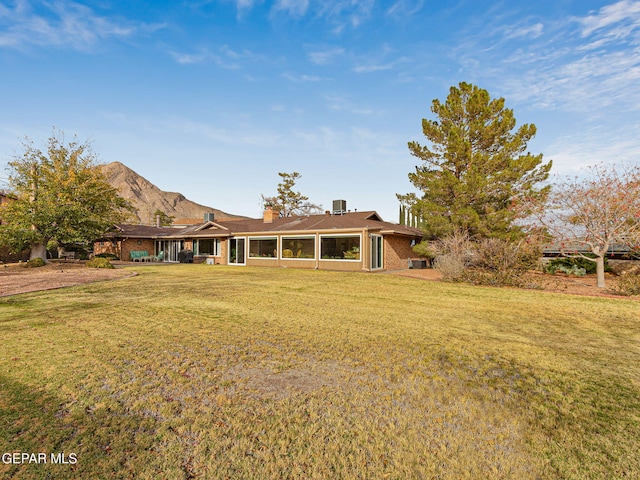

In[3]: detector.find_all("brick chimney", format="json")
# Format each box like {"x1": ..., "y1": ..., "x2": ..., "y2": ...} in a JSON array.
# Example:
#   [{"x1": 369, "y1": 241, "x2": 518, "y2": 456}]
[{"x1": 263, "y1": 207, "x2": 280, "y2": 223}]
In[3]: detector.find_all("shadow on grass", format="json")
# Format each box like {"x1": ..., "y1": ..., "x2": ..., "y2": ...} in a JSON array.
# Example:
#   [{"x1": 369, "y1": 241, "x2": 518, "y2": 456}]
[{"x1": 0, "y1": 374, "x2": 159, "y2": 479}]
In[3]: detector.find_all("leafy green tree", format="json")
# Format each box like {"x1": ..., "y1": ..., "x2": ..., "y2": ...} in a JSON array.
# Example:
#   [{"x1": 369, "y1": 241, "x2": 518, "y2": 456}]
[
  {"x1": 153, "y1": 209, "x2": 175, "y2": 226},
  {"x1": 399, "y1": 82, "x2": 552, "y2": 240},
  {"x1": 0, "y1": 131, "x2": 134, "y2": 261},
  {"x1": 261, "y1": 172, "x2": 322, "y2": 217}
]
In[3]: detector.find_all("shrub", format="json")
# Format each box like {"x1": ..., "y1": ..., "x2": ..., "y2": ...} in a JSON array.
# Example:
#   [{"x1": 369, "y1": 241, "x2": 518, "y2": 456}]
[
  {"x1": 432, "y1": 232, "x2": 542, "y2": 288},
  {"x1": 609, "y1": 272, "x2": 640, "y2": 296},
  {"x1": 95, "y1": 253, "x2": 119, "y2": 260},
  {"x1": 433, "y1": 254, "x2": 467, "y2": 281},
  {"x1": 431, "y1": 230, "x2": 475, "y2": 282},
  {"x1": 411, "y1": 240, "x2": 437, "y2": 260},
  {"x1": 57, "y1": 246, "x2": 90, "y2": 261},
  {"x1": 22, "y1": 258, "x2": 46, "y2": 268},
  {"x1": 86, "y1": 258, "x2": 114, "y2": 269},
  {"x1": 544, "y1": 256, "x2": 609, "y2": 275}
]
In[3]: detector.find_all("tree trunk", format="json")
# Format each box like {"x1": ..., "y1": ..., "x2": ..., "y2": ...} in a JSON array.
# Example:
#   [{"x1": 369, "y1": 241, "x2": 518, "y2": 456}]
[
  {"x1": 30, "y1": 243, "x2": 48, "y2": 262},
  {"x1": 596, "y1": 255, "x2": 606, "y2": 288}
]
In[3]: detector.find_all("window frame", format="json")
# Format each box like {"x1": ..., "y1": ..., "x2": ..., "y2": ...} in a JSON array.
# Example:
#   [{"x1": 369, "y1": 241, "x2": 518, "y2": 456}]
[
  {"x1": 194, "y1": 238, "x2": 221, "y2": 256},
  {"x1": 280, "y1": 235, "x2": 316, "y2": 260},
  {"x1": 319, "y1": 234, "x2": 362, "y2": 262},
  {"x1": 228, "y1": 237, "x2": 246, "y2": 265},
  {"x1": 248, "y1": 236, "x2": 278, "y2": 259}
]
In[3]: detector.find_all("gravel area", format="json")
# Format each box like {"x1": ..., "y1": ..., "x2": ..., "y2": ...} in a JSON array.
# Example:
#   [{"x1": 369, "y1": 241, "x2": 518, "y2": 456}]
[{"x1": 0, "y1": 261, "x2": 135, "y2": 297}]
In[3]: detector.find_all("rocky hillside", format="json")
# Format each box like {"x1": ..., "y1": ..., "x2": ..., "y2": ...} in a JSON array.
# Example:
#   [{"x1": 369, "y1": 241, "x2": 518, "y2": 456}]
[{"x1": 100, "y1": 162, "x2": 243, "y2": 225}]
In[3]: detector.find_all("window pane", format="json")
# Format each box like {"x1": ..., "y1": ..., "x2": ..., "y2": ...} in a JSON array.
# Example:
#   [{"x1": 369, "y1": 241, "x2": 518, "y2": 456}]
[
  {"x1": 321, "y1": 236, "x2": 360, "y2": 260},
  {"x1": 197, "y1": 239, "x2": 219, "y2": 255},
  {"x1": 249, "y1": 238, "x2": 277, "y2": 258},
  {"x1": 282, "y1": 237, "x2": 315, "y2": 259},
  {"x1": 229, "y1": 238, "x2": 245, "y2": 264}
]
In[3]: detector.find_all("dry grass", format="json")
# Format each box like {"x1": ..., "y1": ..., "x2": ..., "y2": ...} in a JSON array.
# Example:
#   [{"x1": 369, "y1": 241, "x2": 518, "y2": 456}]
[{"x1": 0, "y1": 264, "x2": 638, "y2": 478}]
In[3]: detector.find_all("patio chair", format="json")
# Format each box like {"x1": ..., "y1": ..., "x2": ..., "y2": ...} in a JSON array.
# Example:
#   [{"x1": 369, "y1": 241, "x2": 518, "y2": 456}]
[{"x1": 152, "y1": 251, "x2": 164, "y2": 262}]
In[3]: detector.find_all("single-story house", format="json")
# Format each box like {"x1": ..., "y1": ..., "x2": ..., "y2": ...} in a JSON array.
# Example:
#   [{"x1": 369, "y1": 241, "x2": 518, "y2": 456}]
[
  {"x1": 95, "y1": 208, "x2": 426, "y2": 271},
  {"x1": 543, "y1": 241, "x2": 638, "y2": 259}
]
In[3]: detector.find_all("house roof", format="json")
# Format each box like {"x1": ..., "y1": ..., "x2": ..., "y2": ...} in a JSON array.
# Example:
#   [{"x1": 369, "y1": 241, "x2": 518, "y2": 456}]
[
  {"x1": 106, "y1": 211, "x2": 425, "y2": 240},
  {"x1": 105, "y1": 224, "x2": 178, "y2": 238},
  {"x1": 543, "y1": 241, "x2": 636, "y2": 256},
  {"x1": 193, "y1": 211, "x2": 424, "y2": 237}
]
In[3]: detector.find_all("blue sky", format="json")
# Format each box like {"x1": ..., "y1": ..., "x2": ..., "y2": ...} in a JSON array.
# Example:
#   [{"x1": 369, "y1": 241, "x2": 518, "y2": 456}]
[{"x1": 1, "y1": 0, "x2": 639, "y2": 221}]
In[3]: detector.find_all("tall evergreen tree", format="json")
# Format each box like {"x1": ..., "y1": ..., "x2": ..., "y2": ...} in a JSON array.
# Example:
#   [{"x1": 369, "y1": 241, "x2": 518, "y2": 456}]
[{"x1": 399, "y1": 82, "x2": 552, "y2": 240}]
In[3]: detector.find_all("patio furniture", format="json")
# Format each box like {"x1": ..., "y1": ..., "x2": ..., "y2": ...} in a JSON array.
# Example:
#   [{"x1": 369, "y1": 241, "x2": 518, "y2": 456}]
[
  {"x1": 130, "y1": 250, "x2": 149, "y2": 262},
  {"x1": 152, "y1": 251, "x2": 164, "y2": 262}
]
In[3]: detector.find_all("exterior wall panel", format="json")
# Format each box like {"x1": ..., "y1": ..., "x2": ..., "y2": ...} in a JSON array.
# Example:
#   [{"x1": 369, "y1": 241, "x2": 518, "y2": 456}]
[
  {"x1": 121, "y1": 238, "x2": 156, "y2": 261},
  {"x1": 383, "y1": 235, "x2": 415, "y2": 271}
]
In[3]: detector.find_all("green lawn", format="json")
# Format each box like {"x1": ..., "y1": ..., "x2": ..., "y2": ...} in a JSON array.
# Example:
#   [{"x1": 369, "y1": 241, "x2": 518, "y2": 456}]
[{"x1": 1, "y1": 265, "x2": 638, "y2": 479}]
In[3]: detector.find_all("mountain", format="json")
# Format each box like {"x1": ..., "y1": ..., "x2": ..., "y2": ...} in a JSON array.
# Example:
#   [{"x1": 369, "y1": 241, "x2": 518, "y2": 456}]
[{"x1": 100, "y1": 161, "x2": 244, "y2": 225}]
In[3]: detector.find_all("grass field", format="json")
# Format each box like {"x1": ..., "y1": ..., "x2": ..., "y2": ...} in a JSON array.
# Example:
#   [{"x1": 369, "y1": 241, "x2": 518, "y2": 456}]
[{"x1": 1, "y1": 264, "x2": 638, "y2": 479}]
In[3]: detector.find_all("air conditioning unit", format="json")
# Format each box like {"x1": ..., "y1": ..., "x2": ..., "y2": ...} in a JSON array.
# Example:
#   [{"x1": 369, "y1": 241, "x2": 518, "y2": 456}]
[{"x1": 332, "y1": 199, "x2": 347, "y2": 215}]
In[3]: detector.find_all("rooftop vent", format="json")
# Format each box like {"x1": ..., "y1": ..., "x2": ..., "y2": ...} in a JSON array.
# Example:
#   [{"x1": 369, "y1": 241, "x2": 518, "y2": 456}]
[{"x1": 332, "y1": 199, "x2": 346, "y2": 215}]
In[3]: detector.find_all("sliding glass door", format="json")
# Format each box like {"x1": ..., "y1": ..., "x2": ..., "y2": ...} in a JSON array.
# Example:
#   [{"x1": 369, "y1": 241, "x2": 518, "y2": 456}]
[
  {"x1": 370, "y1": 234, "x2": 383, "y2": 270},
  {"x1": 228, "y1": 237, "x2": 246, "y2": 265},
  {"x1": 155, "y1": 240, "x2": 183, "y2": 262}
]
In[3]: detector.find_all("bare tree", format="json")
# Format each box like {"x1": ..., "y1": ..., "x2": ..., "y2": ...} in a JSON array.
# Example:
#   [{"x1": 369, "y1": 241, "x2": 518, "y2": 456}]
[{"x1": 532, "y1": 164, "x2": 640, "y2": 288}]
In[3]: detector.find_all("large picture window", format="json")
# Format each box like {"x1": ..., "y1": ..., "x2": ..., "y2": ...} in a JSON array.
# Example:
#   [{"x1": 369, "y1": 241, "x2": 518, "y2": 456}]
[
  {"x1": 281, "y1": 236, "x2": 315, "y2": 259},
  {"x1": 320, "y1": 235, "x2": 361, "y2": 260},
  {"x1": 194, "y1": 238, "x2": 220, "y2": 256},
  {"x1": 249, "y1": 237, "x2": 277, "y2": 258}
]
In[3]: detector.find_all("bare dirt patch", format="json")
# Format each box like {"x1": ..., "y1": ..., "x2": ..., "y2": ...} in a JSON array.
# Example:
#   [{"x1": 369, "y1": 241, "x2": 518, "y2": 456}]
[
  {"x1": 389, "y1": 268, "x2": 636, "y2": 299},
  {"x1": 222, "y1": 362, "x2": 345, "y2": 401},
  {"x1": 0, "y1": 261, "x2": 135, "y2": 297}
]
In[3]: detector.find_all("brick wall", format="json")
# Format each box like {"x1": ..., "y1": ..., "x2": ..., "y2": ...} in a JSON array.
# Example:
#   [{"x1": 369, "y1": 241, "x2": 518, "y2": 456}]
[
  {"x1": 94, "y1": 240, "x2": 120, "y2": 258},
  {"x1": 121, "y1": 238, "x2": 156, "y2": 261},
  {"x1": 384, "y1": 235, "x2": 417, "y2": 270}
]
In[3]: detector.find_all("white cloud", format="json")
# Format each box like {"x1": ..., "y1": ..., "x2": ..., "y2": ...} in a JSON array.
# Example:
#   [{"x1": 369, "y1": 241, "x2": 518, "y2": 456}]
[
  {"x1": 169, "y1": 44, "x2": 258, "y2": 69},
  {"x1": 170, "y1": 51, "x2": 209, "y2": 65},
  {"x1": 273, "y1": 0, "x2": 309, "y2": 18},
  {"x1": 578, "y1": 0, "x2": 640, "y2": 37},
  {"x1": 324, "y1": 94, "x2": 375, "y2": 115},
  {"x1": 315, "y1": 0, "x2": 375, "y2": 32},
  {"x1": 546, "y1": 124, "x2": 640, "y2": 175},
  {"x1": 455, "y1": 1, "x2": 640, "y2": 114},
  {"x1": 352, "y1": 62, "x2": 394, "y2": 73},
  {"x1": 505, "y1": 22, "x2": 544, "y2": 39},
  {"x1": 503, "y1": 47, "x2": 640, "y2": 112},
  {"x1": 282, "y1": 72, "x2": 321, "y2": 82},
  {"x1": 165, "y1": 117, "x2": 284, "y2": 148},
  {"x1": 0, "y1": 0, "x2": 144, "y2": 51},
  {"x1": 352, "y1": 53, "x2": 408, "y2": 74},
  {"x1": 307, "y1": 46, "x2": 345, "y2": 65},
  {"x1": 386, "y1": 0, "x2": 424, "y2": 18},
  {"x1": 234, "y1": 0, "x2": 259, "y2": 10}
]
